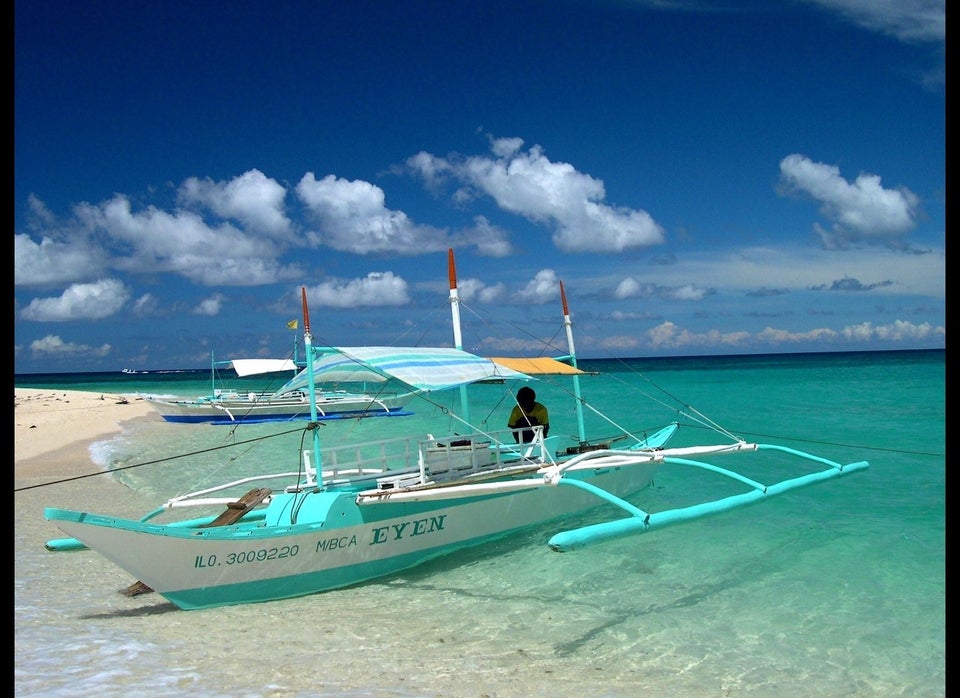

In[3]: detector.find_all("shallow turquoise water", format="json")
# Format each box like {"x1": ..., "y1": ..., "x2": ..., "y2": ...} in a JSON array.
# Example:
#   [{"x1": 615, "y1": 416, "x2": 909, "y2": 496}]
[{"x1": 15, "y1": 350, "x2": 945, "y2": 697}]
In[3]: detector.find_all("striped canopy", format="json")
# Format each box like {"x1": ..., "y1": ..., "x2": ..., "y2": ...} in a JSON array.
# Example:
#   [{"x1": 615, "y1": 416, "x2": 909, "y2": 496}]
[{"x1": 275, "y1": 346, "x2": 533, "y2": 395}]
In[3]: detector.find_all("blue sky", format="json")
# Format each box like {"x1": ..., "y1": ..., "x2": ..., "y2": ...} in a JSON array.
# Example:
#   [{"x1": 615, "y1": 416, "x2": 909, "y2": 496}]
[{"x1": 14, "y1": 0, "x2": 944, "y2": 374}]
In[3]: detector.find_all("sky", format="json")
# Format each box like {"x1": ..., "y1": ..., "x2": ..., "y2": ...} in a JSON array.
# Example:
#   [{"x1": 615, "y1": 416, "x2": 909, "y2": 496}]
[{"x1": 14, "y1": 0, "x2": 945, "y2": 374}]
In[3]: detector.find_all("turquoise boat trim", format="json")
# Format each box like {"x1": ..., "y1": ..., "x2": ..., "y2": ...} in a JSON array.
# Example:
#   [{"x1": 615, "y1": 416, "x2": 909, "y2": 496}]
[
  {"x1": 627, "y1": 422, "x2": 678, "y2": 450},
  {"x1": 45, "y1": 509, "x2": 271, "y2": 550},
  {"x1": 44, "y1": 537, "x2": 89, "y2": 552},
  {"x1": 663, "y1": 456, "x2": 767, "y2": 491},
  {"x1": 554, "y1": 477, "x2": 648, "y2": 518}
]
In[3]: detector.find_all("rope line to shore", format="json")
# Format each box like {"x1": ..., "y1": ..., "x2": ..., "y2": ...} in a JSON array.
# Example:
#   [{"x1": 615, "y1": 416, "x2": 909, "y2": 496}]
[{"x1": 14, "y1": 425, "x2": 310, "y2": 493}]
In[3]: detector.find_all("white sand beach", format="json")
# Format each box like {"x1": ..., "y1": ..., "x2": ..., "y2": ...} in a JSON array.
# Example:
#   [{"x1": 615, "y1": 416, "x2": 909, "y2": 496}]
[
  {"x1": 14, "y1": 388, "x2": 160, "y2": 555},
  {"x1": 14, "y1": 388, "x2": 154, "y2": 480}
]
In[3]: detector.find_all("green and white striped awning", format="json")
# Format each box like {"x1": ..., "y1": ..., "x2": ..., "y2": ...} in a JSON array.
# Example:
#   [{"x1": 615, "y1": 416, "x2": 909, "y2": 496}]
[{"x1": 275, "y1": 346, "x2": 533, "y2": 395}]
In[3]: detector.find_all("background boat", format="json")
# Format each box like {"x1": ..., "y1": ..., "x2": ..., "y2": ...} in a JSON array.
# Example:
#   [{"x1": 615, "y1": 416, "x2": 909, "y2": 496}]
[
  {"x1": 142, "y1": 351, "x2": 415, "y2": 424},
  {"x1": 143, "y1": 387, "x2": 414, "y2": 424}
]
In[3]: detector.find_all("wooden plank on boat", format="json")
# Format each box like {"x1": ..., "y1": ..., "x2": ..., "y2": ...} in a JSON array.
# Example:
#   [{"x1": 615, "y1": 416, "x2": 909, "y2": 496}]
[
  {"x1": 206, "y1": 487, "x2": 272, "y2": 526},
  {"x1": 564, "y1": 443, "x2": 611, "y2": 455},
  {"x1": 119, "y1": 487, "x2": 272, "y2": 597},
  {"x1": 120, "y1": 580, "x2": 154, "y2": 597}
]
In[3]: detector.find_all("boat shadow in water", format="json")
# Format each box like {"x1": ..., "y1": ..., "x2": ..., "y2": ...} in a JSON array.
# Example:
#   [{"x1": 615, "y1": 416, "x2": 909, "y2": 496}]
[{"x1": 551, "y1": 526, "x2": 847, "y2": 658}]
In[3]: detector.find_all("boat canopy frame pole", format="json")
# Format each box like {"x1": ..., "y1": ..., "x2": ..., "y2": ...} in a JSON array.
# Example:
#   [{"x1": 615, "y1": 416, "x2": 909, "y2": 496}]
[
  {"x1": 556, "y1": 280, "x2": 655, "y2": 449},
  {"x1": 559, "y1": 280, "x2": 587, "y2": 444},
  {"x1": 301, "y1": 287, "x2": 323, "y2": 487},
  {"x1": 448, "y1": 249, "x2": 471, "y2": 424},
  {"x1": 291, "y1": 330, "x2": 300, "y2": 370}
]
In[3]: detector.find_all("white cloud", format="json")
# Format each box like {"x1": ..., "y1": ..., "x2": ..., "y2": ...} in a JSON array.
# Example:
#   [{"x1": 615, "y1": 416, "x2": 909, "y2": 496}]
[
  {"x1": 305, "y1": 272, "x2": 410, "y2": 308},
  {"x1": 17, "y1": 181, "x2": 306, "y2": 291},
  {"x1": 477, "y1": 283, "x2": 507, "y2": 304},
  {"x1": 461, "y1": 216, "x2": 514, "y2": 257},
  {"x1": 843, "y1": 319, "x2": 944, "y2": 342},
  {"x1": 296, "y1": 173, "x2": 451, "y2": 254},
  {"x1": 642, "y1": 318, "x2": 943, "y2": 352},
  {"x1": 20, "y1": 279, "x2": 130, "y2": 321},
  {"x1": 407, "y1": 137, "x2": 665, "y2": 253},
  {"x1": 178, "y1": 169, "x2": 294, "y2": 239},
  {"x1": 614, "y1": 277, "x2": 646, "y2": 299},
  {"x1": 635, "y1": 245, "x2": 943, "y2": 299},
  {"x1": 72, "y1": 194, "x2": 303, "y2": 286},
  {"x1": 131, "y1": 293, "x2": 160, "y2": 316},
  {"x1": 613, "y1": 277, "x2": 710, "y2": 302},
  {"x1": 29, "y1": 334, "x2": 111, "y2": 357},
  {"x1": 452, "y1": 276, "x2": 507, "y2": 304},
  {"x1": 778, "y1": 154, "x2": 920, "y2": 249},
  {"x1": 646, "y1": 321, "x2": 753, "y2": 350},
  {"x1": 14, "y1": 233, "x2": 104, "y2": 286},
  {"x1": 193, "y1": 294, "x2": 225, "y2": 316},
  {"x1": 518, "y1": 269, "x2": 561, "y2": 304},
  {"x1": 803, "y1": 0, "x2": 944, "y2": 43}
]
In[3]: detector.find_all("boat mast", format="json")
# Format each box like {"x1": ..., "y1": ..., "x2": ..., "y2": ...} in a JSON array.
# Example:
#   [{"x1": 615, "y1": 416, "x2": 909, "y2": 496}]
[
  {"x1": 560, "y1": 280, "x2": 587, "y2": 445},
  {"x1": 448, "y1": 249, "x2": 471, "y2": 423},
  {"x1": 301, "y1": 286, "x2": 323, "y2": 486}
]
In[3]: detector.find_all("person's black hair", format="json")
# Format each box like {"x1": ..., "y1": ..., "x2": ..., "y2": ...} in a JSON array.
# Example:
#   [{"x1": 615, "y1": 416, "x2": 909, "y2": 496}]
[{"x1": 517, "y1": 386, "x2": 536, "y2": 407}]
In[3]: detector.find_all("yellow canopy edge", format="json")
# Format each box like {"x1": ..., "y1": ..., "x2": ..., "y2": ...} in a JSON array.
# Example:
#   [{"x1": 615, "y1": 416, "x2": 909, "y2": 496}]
[{"x1": 487, "y1": 356, "x2": 589, "y2": 376}]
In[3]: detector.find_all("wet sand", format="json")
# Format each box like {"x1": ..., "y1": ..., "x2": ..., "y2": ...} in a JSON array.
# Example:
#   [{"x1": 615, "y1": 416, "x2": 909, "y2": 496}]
[{"x1": 14, "y1": 388, "x2": 160, "y2": 557}]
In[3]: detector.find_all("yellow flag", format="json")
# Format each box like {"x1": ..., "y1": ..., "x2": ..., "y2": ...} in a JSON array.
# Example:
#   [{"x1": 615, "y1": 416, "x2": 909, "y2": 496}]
[{"x1": 286, "y1": 319, "x2": 298, "y2": 330}]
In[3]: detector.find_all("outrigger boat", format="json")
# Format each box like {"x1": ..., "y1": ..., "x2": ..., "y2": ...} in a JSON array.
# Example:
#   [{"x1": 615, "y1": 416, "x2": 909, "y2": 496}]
[
  {"x1": 44, "y1": 250, "x2": 869, "y2": 611},
  {"x1": 143, "y1": 355, "x2": 414, "y2": 424},
  {"x1": 143, "y1": 386, "x2": 414, "y2": 425}
]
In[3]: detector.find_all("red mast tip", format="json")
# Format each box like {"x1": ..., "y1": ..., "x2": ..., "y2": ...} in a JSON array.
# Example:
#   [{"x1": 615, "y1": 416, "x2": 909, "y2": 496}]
[
  {"x1": 447, "y1": 248, "x2": 457, "y2": 290},
  {"x1": 300, "y1": 287, "x2": 311, "y2": 334},
  {"x1": 560, "y1": 280, "x2": 570, "y2": 316}
]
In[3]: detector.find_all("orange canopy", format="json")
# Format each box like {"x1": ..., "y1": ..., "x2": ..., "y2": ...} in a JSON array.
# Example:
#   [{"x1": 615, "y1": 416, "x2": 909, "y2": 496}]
[{"x1": 487, "y1": 356, "x2": 591, "y2": 376}]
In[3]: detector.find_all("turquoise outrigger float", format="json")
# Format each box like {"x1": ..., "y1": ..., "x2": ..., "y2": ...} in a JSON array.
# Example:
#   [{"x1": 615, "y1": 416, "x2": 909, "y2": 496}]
[
  {"x1": 44, "y1": 250, "x2": 868, "y2": 610},
  {"x1": 548, "y1": 442, "x2": 868, "y2": 551}
]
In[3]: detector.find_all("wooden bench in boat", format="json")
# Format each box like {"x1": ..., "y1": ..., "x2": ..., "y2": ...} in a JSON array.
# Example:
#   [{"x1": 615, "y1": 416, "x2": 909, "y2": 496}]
[{"x1": 206, "y1": 487, "x2": 272, "y2": 527}]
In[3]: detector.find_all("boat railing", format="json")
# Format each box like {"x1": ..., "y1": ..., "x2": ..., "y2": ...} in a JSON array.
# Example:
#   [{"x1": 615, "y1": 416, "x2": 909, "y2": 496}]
[
  {"x1": 161, "y1": 472, "x2": 308, "y2": 511},
  {"x1": 308, "y1": 434, "x2": 424, "y2": 482},
  {"x1": 158, "y1": 428, "x2": 558, "y2": 508},
  {"x1": 359, "y1": 427, "x2": 555, "y2": 491}
]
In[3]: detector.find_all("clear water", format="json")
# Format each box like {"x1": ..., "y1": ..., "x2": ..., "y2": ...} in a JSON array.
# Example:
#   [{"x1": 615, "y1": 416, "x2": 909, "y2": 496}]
[{"x1": 15, "y1": 350, "x2": 945, "y2": 697}]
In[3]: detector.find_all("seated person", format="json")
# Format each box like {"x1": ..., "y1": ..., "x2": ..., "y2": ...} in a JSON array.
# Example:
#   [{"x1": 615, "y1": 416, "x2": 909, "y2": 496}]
[{"x1": 507, "y1": 386, "x2": 550, "y2": 443}]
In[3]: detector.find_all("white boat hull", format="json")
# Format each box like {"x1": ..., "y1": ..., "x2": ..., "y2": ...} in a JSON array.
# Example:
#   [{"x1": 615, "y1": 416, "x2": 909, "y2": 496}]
[{"x1": 46, "y1": 461, "x2": 658, "y2": 610}]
